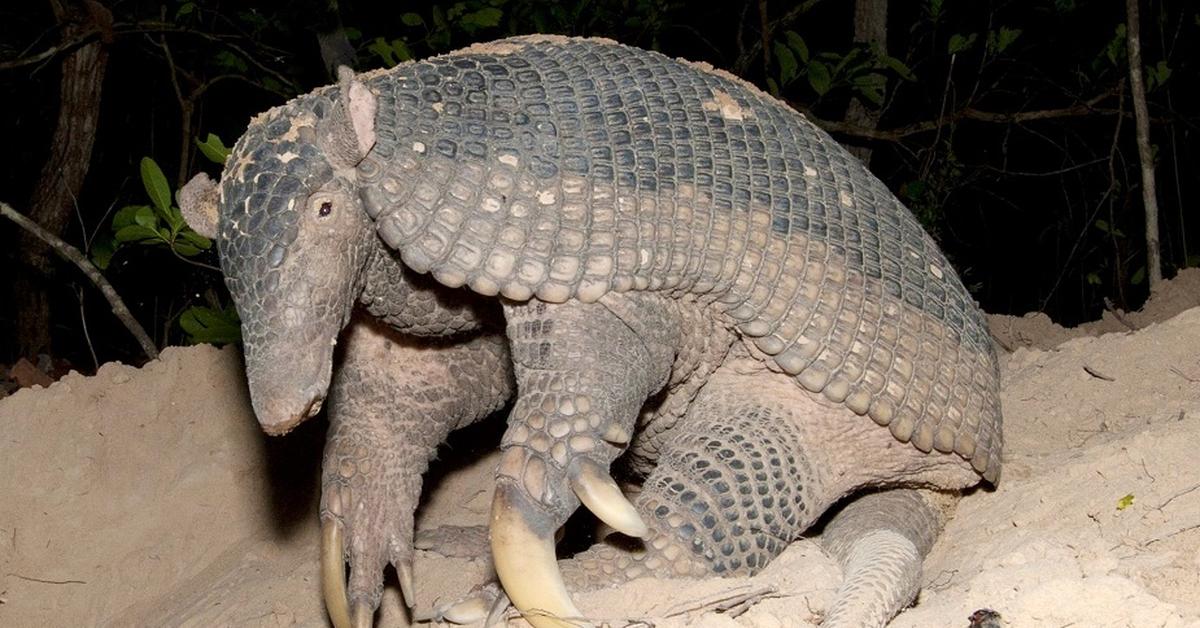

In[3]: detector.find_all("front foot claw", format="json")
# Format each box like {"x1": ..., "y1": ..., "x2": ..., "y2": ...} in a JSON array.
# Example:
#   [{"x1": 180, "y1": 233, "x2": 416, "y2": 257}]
[
  {"x1": 490, "y1": 481, "x2": 587, "y2": 628},
  {"x1": 321, "y1": 521, "x2": 353, "y2": 628},
  {"x1": 321, "y1": 514, "x2": 414, "y2": 628}
]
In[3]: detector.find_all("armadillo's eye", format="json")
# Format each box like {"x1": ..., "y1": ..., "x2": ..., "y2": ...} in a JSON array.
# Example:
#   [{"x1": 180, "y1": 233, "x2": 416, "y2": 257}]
[{"x1": 318, "y1": 200, "x2": 333, "y2": 217}]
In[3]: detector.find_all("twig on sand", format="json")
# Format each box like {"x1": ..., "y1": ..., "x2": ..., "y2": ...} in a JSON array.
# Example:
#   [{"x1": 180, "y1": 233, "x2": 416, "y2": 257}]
[
  {"x1": 7, "y1": 572, "x2": 86, "y2": 586},
  {"x1": 663, "y1": 584, "x2": 780, "y2": 619},
  {"x1": 1168, "y1": 367, "x2": 1197, "y2": 383},
  {"x1": 1, "y1": 201, "x2": 159, "y2": 360},
  {"x1": 1082, "y1": 365, "x2": 1116, "y2": 381}
]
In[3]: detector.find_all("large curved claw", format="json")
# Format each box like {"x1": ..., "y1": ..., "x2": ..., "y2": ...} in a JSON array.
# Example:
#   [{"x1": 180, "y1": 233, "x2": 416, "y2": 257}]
[
  {"x1": 321, "y1": 521, "x2": 353, "y2": 628},
  {"x1": 351, "y1": 601, "x2": 374, "y2": 628},
  {"x1": 397, "y1": 558, "x2": 415, "y2": 609},
  {"x1": 568, "y1": 458, "x2": 647, "y2": 538},
  {"x1": 322, "y1": 519, "x2": 414, "y2": 627},
  {"x1": 490, "y1": 482, "x2": 585, "y2": 628}
]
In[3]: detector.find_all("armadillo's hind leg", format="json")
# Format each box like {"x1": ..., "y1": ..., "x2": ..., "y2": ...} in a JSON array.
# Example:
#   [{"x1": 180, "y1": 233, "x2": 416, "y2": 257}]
[
  {"x1": 558, "y1": 367, "x2": 844, "y2": 590},
  {"x1": 816, "y1": 488, "x2": 950, "y2": 628}
]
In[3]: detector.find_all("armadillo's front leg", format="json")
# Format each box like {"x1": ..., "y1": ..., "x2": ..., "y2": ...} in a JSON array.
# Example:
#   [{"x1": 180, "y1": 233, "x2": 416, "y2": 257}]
[
  {"x1": 321, "y1": 319, "x2": 512, "y2": 627},
  {"x1": 491, "y1": 294, "x2": 680, "y2": 628}
]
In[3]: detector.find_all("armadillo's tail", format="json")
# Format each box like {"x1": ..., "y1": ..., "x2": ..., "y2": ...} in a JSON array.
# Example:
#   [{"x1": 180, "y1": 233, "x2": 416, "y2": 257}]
[{"x1": 817, "y1": 488, "x2": 953, "y2": 628}]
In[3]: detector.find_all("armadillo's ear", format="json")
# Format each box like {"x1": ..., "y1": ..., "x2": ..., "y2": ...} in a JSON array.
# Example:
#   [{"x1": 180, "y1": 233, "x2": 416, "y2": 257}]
[
  {"x1": 178, "y1": 172, "x2": 220, "y2": 239},
  {"x1": 322, "y1": 66, "x2": 377, "y2": 169},
  {"x1": 339, "y1": 66, "x2": 377, "y2": 157}
]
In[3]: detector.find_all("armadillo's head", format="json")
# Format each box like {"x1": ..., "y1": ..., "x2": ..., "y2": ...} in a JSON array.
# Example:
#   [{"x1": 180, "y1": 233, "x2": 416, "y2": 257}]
[{"x1": 179, "y1": 69, "x2": 380, "y2": 435}]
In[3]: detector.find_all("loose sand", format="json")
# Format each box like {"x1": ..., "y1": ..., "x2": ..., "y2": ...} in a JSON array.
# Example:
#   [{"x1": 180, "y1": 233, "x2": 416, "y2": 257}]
[{"x1": 3, "y1": 275, "x2": 1198, "y2": 627}]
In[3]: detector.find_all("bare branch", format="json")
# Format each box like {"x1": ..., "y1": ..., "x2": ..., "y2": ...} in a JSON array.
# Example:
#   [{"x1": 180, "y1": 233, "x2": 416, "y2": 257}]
[
  {"x1": 1125, "y1": 0, "x2": 1163, "y2": 289},
  {"x1": 2, "y1": 201, "x2": 159, "y2": 360},
  {"x1": 0, "y1": 33, "x2": 94, "y2": 70},
  {"x1": 802, "y1": 88, "x2": 1122, "y2": 142}
]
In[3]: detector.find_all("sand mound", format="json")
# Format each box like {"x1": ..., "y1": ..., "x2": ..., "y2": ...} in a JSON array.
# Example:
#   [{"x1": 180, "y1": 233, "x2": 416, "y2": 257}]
[
  {"x1": 987, "y1": 268, "x2": 1200, "y2": 351},
  {"x1": 3, "y1": 304, "x2": 1199, "y2": 626}
]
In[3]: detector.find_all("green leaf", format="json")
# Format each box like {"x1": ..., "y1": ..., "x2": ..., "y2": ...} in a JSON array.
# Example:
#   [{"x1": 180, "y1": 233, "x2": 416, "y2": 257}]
[
  {"x1": 114, "y1": 224, "x2": 161, "y2": 243},
  {"x1": 214, "y1": 50, "x2": 249, "y2": 73},
  {"x1": 140, "y1": 157, "x2": 173, "y2": 213},
  {"x1": 195, "y1": 133, "x2": 231, "y2": 165},
  {"x1": 1116, "y1": 493, "x2": 1135, "y2": 510},
  {"x1": 368, "y1": 37, "x2": 398, "y2": 67},
  {"x1": 948, "y1": 32, "x2": 978, "y2": 55},
  {"x1": 262, "y1": 77, "x2": 284, "y2": 94},
  {"x1": 176, "y1": 2, "x2": 195, "y2": 19},
  {"x1": 880, "y1": 54, "x2": 915, "y2": 81},
  {"x1": 401, "y1": 12, "x2": 424, "y2": 26},
  {"x1": 134, "y1": 205, "x2": 158, "y2": 230},
  {"x1": 807, "y1": 60, "x2": 831, "y2": 96},
  {"x1": 391, "y1": 39, "x2": 413, "y2": 62},
  {"x1": 112, "y1": 205, "x2": 145, "y2": 230},
  {"x1": 1094, "y1": 219, "x2": 1110, "y2": 233},
  {"x1": 996, "y1": 27, "x2": 1022, "y2": 54},
  {"x1": 853, "y1": 73, "x2": 886, "y2": 105},
  {"x1": 431, "y1": 4, "x2": 449, "y2": 30},
  {"x1": 1105, "y1": 24, "x2": 1127, "y2": 66},
  {"x1": 163, "y1": 205, "x2": 186, "y2": 234},
  {"x1": 765, "y1": 76, "x2": 780, "y2": 97},
  {"x1": 928, "y1": 0, "x2": 944, "y2": 19},
  {"x1": 1131, "y1": 266, "x2": 1146, "y2": 285},
  {"x1": 1086, "y1": 271, "x2": 1102, "y2": 286},
  {"x1": 774, "y1": 41, "x2": 798, "y2": 85},
  {"x1": 1146, "y1": 60, "x2": 1172, "y2": 91},
  {"x1": 173, "y1": 242, "x2": 203, "y2": 256},
  {"x1": 180, "y1": 229, "x2": 212, "y2": 250},
  {"x1": 179, "y1": 305, "x2": 242, "y2": 345},
  {"x1": 988, "y1": 27, "x2": 1020, "y2": 55},
  {"x1": 832, "y1": 48, "x2": 862, "y2": 78},
  {"x1": 460, "y1": 7, "x2": 503, "y2": 32},
  {"x1": 901, "y1": 180, "x2": 927, "y2": 200},
  {"x1": 784, "y1": 31, "x2": 809, "y2": 64},
  {"x1": 91, "y1": 238, "x2": 115, "y2": 270}
]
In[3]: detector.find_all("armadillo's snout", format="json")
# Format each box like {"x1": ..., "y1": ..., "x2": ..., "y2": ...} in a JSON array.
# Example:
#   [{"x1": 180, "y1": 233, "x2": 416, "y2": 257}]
[
  {"x1": 242, "y1": 329, "x2": 336, "y2": 436},
  {"x1": 253, "y1": 389, "x2": 326, "y2": 436}
]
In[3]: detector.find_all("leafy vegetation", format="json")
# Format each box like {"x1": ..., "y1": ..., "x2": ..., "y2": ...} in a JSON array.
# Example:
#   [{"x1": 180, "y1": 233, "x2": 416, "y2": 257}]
[{"x1": 1, "y1": 0, "x2": 1196, "y2": 367}]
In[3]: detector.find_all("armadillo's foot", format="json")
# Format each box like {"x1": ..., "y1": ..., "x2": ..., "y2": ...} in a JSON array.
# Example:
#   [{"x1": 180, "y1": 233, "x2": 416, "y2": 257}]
[
  {"x1": 816, "y1": 489, "x2": 949, "y2": 628},
  {"x1": 320, "y1": 431, "x2": 421, "y2": 624},
  {"x1": 487, "y1": 398, "x2": 651, "y2": 627},
  {"x1": 320, "y1": 511, "x2": 417, "y2": 628}
]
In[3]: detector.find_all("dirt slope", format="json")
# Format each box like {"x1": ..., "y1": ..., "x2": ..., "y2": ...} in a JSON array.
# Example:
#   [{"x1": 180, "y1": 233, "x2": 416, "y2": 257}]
[{"x1": 3, "y1": 297, "x2": 1199, "y2": 626}]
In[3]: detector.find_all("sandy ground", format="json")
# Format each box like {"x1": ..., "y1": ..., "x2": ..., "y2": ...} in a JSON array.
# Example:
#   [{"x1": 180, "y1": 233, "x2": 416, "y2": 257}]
[{"x1": 3, "y1": 276, "x2": 1199, "y2": 627}]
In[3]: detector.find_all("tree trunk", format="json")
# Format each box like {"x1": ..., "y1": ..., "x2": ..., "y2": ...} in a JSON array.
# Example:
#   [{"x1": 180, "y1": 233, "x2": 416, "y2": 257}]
[
  {"x1": 844, "y1": 0, "x2": 888, "y2": 165},
  {"x1": 1124, "y1": 0, "x2": 1162, "y2": 290},
  {"x1": 13, "y1": 0, "x2": 112, "y2": 358},
  {"x1": 316, "y1": 0, "x2": 355, "y2": 78}
]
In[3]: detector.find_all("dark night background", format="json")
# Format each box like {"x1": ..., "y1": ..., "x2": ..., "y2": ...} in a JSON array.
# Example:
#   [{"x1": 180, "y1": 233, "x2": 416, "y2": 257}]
[{"x1": 1, "y1": 0, "x2": 1196, "y2": 372}]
